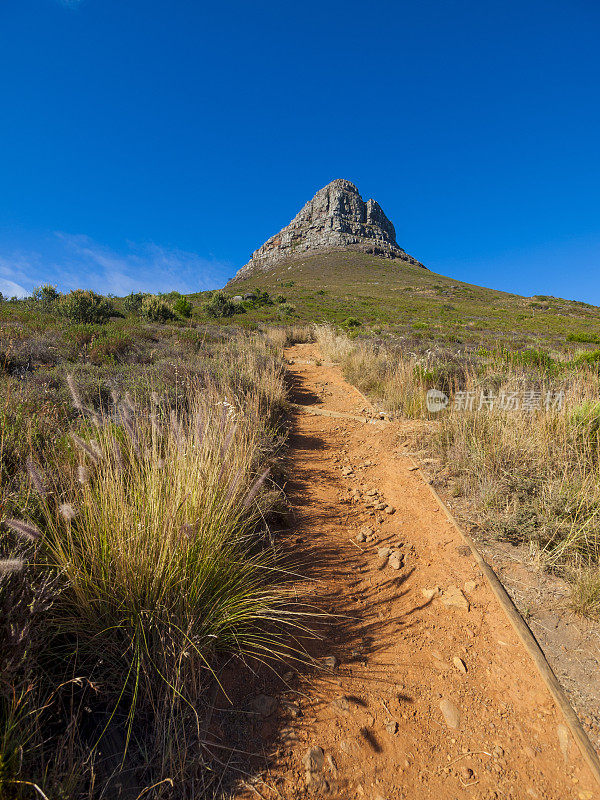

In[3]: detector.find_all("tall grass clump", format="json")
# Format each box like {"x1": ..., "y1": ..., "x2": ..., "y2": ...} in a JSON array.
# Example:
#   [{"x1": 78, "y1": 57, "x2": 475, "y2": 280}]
[
  {"x1": 432, "y1": 368, "x2": 600, "y2": 582},
  {"x1": 47, "y1": 385, "x2": 295, "y2": 677},
  {"x1": 315, "y1": 324, "x2": 469, "y2": 417},
  {"x1": 264, "y1": 325, "x2": 314, "y2": 349},
  {"x1": 1, "y1": 354, "x2": 303, "y2": 797},
  {"x1": 314, "y1": 323, "x2": 354, "y2": 362}
]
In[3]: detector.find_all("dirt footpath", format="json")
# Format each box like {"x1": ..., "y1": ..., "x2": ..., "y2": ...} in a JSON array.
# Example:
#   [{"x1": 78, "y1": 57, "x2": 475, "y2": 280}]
[{"x1": 235, "y1": 342, "x2": 598, "y2": 800}]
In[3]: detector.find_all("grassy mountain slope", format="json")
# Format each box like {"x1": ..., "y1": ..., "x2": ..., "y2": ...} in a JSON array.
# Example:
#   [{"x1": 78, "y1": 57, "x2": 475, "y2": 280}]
[{"x1": 216, "y1": 251, "x2": 600, "y2": 351}]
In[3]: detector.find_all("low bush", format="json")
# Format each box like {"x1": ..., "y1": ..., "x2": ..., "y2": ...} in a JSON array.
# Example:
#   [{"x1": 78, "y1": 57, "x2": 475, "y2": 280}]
[
  {"x1": 242, "y1": 289, "x2": 273, "y2": 310},
  {"x1": 173, "y1": 296, "x2": 193, "y2": 318},
  {"x1": 507, "y1": 348, "x2": 555, "y2": 370},
  {"x1": 58, "y1": 290, "x2": 114, "y2": 324},
  {"x1": 205, "y1": 291, "x2": 237, "y2": 318},
  {"x1": 141, "y1": 294, "x2": 175, "y2": 322},
  {"x1": 567, "y1": 332, "x2": 600, "y2": 343},
  {"x1": 88, "y1": 330, "x2": 133, "y2": 364},
  {"x1": 123, "y1": 291, "x2": 147, "y2": 314},
  {"x1": 277, "y1": 302, "x2": 296, "y2": 318},
  {"x1": 31, "y1": 284, "x2": 60, "y2": 309},
  {"x1": 574, "y1": 349, "x2": 600, "y2": 366}
]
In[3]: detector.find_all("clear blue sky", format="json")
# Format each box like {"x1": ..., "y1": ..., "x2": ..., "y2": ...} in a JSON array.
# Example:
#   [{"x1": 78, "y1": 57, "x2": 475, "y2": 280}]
[{"x1": 1, "y1": 0, "x2": 599, "y2": 301}]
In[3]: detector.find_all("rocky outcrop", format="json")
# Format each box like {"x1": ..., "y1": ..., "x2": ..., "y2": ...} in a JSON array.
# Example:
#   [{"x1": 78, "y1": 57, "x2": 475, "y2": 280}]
[{"x1": 231, "y1": 179, "x2": 424, "y2": 280}]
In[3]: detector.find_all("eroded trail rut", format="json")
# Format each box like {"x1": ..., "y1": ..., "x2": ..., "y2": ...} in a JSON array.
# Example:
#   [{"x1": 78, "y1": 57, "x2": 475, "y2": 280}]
[{"x1": 236, "y1": 343, "x2": 598, "y2": 800}]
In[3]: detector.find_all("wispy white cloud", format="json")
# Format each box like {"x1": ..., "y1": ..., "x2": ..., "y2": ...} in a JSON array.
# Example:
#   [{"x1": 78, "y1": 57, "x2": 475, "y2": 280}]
[
  {"x1": 0, "y1": 234, "x2": 232, "y2": 297},
  {"x1": 0, "y1": 278, "x2": 29, "y2": 299},
  {"x1": 0, "y1": 254, "x2": 40, "y2": 297}
]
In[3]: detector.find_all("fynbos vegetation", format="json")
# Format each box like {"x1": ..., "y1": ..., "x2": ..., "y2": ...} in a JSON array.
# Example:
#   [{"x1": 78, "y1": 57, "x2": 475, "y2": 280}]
[{"x1": 0, "y1": 307, "x2": 308, "y2": 798}]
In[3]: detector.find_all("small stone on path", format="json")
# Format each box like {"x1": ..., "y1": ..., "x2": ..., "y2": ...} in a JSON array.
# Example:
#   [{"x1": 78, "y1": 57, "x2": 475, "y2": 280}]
[
  {"x1": 441, "y1": 586, "x2": 470, "y2": 611},
  {"x1": 557, "y1": 724, "x2": 570, "y2": 762},
  {"x1": 340, "y1": 738, "x2": 361, "y2": 756},
  {"x1": 439, "y1": 698, "x2": 461, "y2": 729},
  {"x1": 282, "y1": 700, "x2": 302, "y2": 717},
  {"x1": 303, "y1": 746, "x2": 325, "y2": 772},
  {"x1": 251, "y1": 694, "x2": 277, "y2": 716},
  {"x1": 332, "y1": 696, "x2": 350, "y2": 712},
  {"x1": 453, "y1": 656, "x2": 467, "y2": 674}
]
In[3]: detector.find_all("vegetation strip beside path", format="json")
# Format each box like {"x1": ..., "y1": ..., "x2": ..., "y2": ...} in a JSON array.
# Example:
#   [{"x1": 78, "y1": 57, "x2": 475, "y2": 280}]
[{"x1": 237, "y1": 342, "x2": 598, "y2": 800}]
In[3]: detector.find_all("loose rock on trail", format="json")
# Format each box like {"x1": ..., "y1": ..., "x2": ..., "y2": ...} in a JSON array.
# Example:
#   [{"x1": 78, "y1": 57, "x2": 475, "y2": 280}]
[{"x1": 234, "y1": 342, "x2": 598, "y2": 800}]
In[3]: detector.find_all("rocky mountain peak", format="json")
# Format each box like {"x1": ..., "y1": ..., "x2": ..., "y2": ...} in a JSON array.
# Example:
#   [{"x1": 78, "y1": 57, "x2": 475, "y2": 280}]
[{"x1": 231, "y1": 179, "x2": 424, "y2": 280}]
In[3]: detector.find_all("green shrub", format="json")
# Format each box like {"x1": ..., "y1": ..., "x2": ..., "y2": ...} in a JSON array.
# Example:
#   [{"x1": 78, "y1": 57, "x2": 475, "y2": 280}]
[
  {"x1": 58, "y1": 290, "x2": 114, "y2": 324},
  {"x1": 31, "y1": 284, "x2": 60, "y2": 308},
  {"x1": 88, "y1": 331, "x2": 133, "y2": 364},
  {"x1": 569, "y1": 400, "x2": 600, "y2": 451},
  {"x1": 141, "y1": 295, "x2": 175, "y2": 322},
  {"x1": 568, "y1": 333, "x2": 600, "y2": 344},
  {"x1": 123, "y1": 291, "x2": 147, "y2": 314},
  {"x1": 275, "y1": 294, "x2": 286, "y2": 303},
  {"x1": 344, "y1": 317, "x2": 361, "y2": 329},
  {"x1": 3, "y1": 365, "x2": 294, "y2": 794},
  {"x1": 62, "y1": 324, "x2": 99, "y2": 356},
  {"x1": 173, "y1": 296, "x2": 193, "y2": 318},
  {"x1": 205, "y1": 292, "x2": 237, "y2": 318},
  {"x1": 162, "y1": 290, "x2": 182, "y2": 302},
  {"x1": 574, "y1": 349, "x2": 600, "y2": 366},
  {"x1": 277, "y1": 302, "x2": 296, "y2": 318},
  {"x1": 508, "y1": 348, "x2": 555, "y2": 370},
  {"x1": 242, "y1": 289, "x2": 272, "y2": 309}
]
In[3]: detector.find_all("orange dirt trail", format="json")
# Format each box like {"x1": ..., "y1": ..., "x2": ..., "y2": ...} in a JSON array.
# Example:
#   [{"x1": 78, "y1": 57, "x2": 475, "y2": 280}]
[{"x1": 237, "y1": 342, "x2": 598, "y2": 800}]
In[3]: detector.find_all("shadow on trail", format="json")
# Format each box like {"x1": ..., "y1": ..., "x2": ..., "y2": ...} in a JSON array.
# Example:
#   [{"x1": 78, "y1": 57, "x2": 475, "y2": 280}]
[
  {"x1": 285, "y1": 368, "x2": 322, "y2": 406},
  {"x1": 202, "y1": 387, "x2": 424, "y2": 798}
]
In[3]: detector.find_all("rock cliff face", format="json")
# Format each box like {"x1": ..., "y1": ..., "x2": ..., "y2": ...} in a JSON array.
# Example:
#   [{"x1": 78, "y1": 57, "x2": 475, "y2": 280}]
[{"x1": 232, "y1": 179, "x2": 424, "y2": 280}]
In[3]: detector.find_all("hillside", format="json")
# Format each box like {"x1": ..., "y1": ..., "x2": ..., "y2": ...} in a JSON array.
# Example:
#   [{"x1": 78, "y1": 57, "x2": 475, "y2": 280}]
[{"x1": 218, "y1": 250, "x2": 600, "y2": 352}]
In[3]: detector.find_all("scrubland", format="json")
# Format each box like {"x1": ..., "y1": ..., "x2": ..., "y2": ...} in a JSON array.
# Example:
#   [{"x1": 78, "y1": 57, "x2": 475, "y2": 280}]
[
  {"x1": 4, "y1": 275, "x2": 600, "y2": 796},
  {"x1": 0, "y1": 289, "x2": 315, "y2": 798}
]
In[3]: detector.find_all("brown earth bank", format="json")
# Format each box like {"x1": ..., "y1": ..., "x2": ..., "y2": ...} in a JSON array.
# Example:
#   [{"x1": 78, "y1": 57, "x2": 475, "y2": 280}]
[{"x1": 224, "y1": 342, "x2": 598, "y2": 800}]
